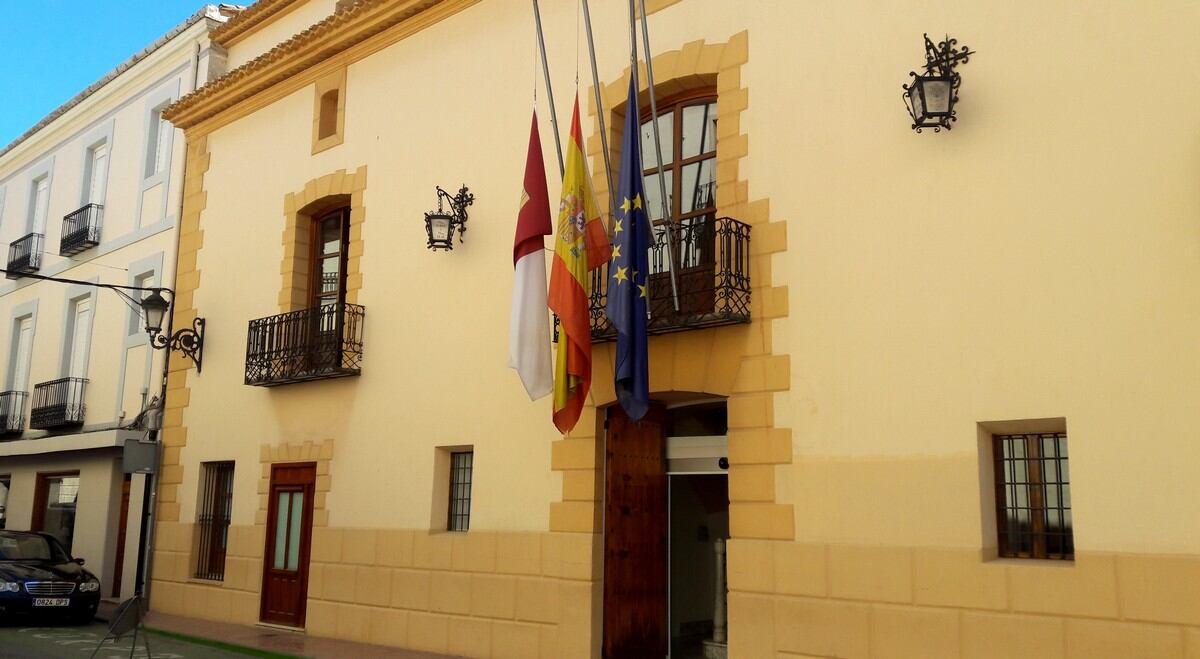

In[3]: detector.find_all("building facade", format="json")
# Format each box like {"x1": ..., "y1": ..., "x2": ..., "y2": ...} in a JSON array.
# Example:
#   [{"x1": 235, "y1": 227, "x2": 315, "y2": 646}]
[
  {"x1": 0, "y1": 6, "x2": 234, "y2": 600},
  {"x1": 152, "y1": 1, "x2": 1200, "y2": 658}
]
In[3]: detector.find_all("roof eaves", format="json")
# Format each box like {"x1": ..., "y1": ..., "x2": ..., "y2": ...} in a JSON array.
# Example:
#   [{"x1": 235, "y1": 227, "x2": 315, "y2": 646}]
[{"x1": 164, "y1": 0, "x2": 441, "y2": 128}]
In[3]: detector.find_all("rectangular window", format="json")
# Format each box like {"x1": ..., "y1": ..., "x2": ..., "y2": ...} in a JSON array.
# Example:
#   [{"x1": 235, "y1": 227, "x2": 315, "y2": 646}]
[
  {"x1": 9, "y1": 315, "x2": 33, "y2": 391},
  {"x1": 86, "y1": 142, "x2": 108, "y2": 204},
  {"x1": 993, "y1": 432, "x2": 1073, "y2": 560},
  {"x1": 0, "y1": 476, "x2": 9, "y2": 529},
  {"x1": 194, "y1": 461, "x2": 235, "y2": 580},
  {"x1": 128, "y1": 273, "x2": 155, "y2": 336},
  {"x1": 145, "y1": 105, "x2": 170, "y2": 178},
  {"x1": 66, "y1": 297, "x2": 93, "y2": 380},
  {"x1": 32, "y1": 472, "x2": 80, "y2": 553},
  {"x1": 29, "y1": 176, "x2": 49, "y2": 233},
  {"x1": 447, "y1": 450, "x2": 473, "y2": 532}
]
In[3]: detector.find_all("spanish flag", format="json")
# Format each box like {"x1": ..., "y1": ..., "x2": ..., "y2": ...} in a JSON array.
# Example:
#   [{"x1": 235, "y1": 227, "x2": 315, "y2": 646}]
[{"x1": 548, "y1": 96, "x2": 611, "y2": 433}]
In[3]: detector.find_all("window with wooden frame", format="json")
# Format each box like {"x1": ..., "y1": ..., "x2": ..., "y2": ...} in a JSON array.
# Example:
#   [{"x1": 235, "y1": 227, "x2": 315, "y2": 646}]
[
  {"x1": 194, "y1": 461, "x2": 235, "y2": 580},
  {"x1": 447, "y1": 450, "x2": 473, "y2": 532},
  {"x1": 993, "y1": 432, "x2": 1073, "y2": 560},
  {"x1": 638, "y1": 93, "x2": 718, "y2": 315},
  {"x1": 32, "y1": 472, "x2": 79, "y2": 554},
  {"x1": 311, "y1": 208, "x2": 350, "y2": 310}
]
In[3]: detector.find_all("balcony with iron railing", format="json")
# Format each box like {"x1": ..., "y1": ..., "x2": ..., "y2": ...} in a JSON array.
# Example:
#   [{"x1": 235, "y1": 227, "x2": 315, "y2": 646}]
[
  {"x1": 60, "y1": 203, "x2": 102, "y2": 256},
  {"x1": 245, "y1": 302, "x2": 365, "y2": 386},
  {"x1": 587, "y1": 215, "x2": 751, "y2": 341},
  {"x1": 0, "y1": 391, "x2": 27, "y2": 437},
  {"x1": 30, "y1": 377, "x2": 87, "y2": 429},
  {"x1": 6, "y1": 233, "x2": 43, "y2": 278}
]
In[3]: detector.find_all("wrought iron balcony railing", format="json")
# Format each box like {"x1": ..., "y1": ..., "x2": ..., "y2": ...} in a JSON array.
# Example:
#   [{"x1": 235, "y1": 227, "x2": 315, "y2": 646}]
[
  {"x1": 588, "y1": 215, "x2": 751, "y2": 342},
  {"x1": 30, "y1": 378, "x2": 87, "y2": 429},
  {"x1": 6, "y1": 233, "x2": 43, "y2": 278},
  {"x1": 0, "y1": 390, "x2": 27, "y2": 437},
  {"x1": 60, "y1": 203, "x2": 103, "y2": 256},
  {"x1": 245, "y1": 302, "x2": 365, "y2": 386}
]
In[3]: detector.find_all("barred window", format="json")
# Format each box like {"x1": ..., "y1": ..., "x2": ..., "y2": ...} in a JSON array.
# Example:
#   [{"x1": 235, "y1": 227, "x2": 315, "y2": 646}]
[
  {"x1": 195, "y1": 461, "x2": 235, "y2": 580},
  {"x1": 447, "y1": 451, "x2": 473, "y2": 532},
  {"x1": 993, "y1": 433, "x2": 1073, "y2": 560}
]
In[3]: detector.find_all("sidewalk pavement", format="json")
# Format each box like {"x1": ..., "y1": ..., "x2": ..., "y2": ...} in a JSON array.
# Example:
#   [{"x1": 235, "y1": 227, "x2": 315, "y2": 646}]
[{"x1": 97, "y1": 601, "x2": 456, "y2": 659}]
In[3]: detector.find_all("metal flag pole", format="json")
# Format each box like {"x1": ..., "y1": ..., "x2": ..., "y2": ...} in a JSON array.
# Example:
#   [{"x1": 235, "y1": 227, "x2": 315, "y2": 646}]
[
  {"x1": 532, "y1": 0, "x2": 564, "y2": 178},
  {"x1": 581, "y1": 0, "x2": 617, "y2": 234},
  {"x1": 635, "y1": 0, "x2": 680, "y2": 312}
]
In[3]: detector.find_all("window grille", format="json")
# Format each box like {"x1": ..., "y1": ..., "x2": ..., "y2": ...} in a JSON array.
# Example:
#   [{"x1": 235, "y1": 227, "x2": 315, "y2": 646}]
[
  {"x1": 195, "y1": 461, "x2": 235, "y2": 580},
  {"x1": 993, "y1": 433, "x2": 1072, "y2": 560},
  {"x1": 448, "y1": 451, "x2": 473, "y2": 532}
]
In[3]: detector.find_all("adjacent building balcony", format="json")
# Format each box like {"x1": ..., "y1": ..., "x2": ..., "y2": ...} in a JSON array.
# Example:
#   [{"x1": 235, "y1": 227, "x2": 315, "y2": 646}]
[
  {"x1": 59, "y1": 203, "x2": 103, "y2": 256},
  {"x1": 0, "y1": 391, "x2": 27, "y2": 437},
  {"x1": 30, "y1": 377, "x2": 87, "y2": 429},
  {"x1": 6, "y1": 233, "x2": 43, "y2": 278},
  {"x1": 245, "y1": 302, "x2": 365, "y2": 386},
  {"x1": 588, "y1": 215, "x2": 751, "y2": 342}
]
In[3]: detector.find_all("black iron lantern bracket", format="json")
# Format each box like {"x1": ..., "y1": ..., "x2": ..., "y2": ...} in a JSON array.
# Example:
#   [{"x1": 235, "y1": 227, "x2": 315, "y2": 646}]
[
  {"x1": 0, "y1": 269, "x2": 207, "y2": 373},
  {"x1": 902, "y1": 34, "x2": 975, "y2": 133},
  {"x1": 135, "y1": 287, "x2": 205, "y2": 373},
  {"x1": 151, "y1": 314, "x2": 205, "y2": 373},
  {"x1": 424, "y1": 184, "x2": 475, "y2": 251}
]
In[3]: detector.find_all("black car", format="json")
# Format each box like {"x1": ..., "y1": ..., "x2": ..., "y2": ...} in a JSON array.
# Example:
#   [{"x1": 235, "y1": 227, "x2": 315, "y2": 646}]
[{"x1": 0, "y1": 530, "x2": 100, "y2": 623}]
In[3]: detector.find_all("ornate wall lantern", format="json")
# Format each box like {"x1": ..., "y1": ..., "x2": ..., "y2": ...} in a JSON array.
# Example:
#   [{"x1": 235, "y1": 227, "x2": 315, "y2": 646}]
[
  {"x1": 140, "y1": 288, "x2": 205, "y2": 372},
  {"x1": 424, "y1": 185, "x2": 475, "y2": 251},
  {"x1": 902, "y1": 34, "x2": 975, "y2": 133}
]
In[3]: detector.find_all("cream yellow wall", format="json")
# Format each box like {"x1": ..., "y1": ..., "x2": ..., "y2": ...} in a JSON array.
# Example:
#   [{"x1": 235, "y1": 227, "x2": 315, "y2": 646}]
[
  {"x1": 730, "y1": 1, "x2": 1200, "y2": 555},
  {"x1": 158, "y1": 0, "x2": 1200, "y2": 656},
  {"x1": 224, "y1": 0, "x2": 340, "y2": 70}
]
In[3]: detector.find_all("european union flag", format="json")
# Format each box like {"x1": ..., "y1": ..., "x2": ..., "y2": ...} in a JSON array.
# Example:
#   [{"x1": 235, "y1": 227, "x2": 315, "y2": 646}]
[{"x1": 606, "y1": 77, "x2": 652, "y2": 420}]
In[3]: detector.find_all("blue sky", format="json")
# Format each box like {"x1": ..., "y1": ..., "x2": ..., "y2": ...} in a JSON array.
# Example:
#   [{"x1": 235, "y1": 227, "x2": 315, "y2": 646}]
[{"x1": 0, "y1": 1, "x2": 243, "y2": 147}]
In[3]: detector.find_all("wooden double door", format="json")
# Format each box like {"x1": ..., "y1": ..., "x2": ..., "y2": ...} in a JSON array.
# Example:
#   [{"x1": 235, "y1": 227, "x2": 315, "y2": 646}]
[
  {"x1": 260, "y1": 463, "x2": 316, "y2": 627},
  {"x1": 603, "y1": 404, "x2": 668, "y2": 658}
]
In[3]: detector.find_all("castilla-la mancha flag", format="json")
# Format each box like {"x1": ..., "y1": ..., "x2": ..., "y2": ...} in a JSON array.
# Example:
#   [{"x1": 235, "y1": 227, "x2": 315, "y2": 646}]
[
  {"x1": 509, "y1": 111, "x2": 554, "y2": 400},
  {"x1": 548, "y1": 96, "x2": 611, "y2": 433}
]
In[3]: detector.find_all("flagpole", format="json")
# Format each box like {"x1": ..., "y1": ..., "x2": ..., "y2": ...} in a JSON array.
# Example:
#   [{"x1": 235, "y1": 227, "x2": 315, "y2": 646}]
[
  {"x1": 532, "y1": 0, "x2": 564, "y2": 178},
  {"x1": 581, "y1": 0, "x2": 617, "y2": 233},
  {"x1": 634, "y1": 0, "x2": 681, "y2": 312}
]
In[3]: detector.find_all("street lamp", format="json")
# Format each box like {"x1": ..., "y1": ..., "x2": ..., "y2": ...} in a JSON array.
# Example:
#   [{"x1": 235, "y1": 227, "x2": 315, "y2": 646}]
[
  {"x1": 139, "y1": 288, "x2": 205, "y2": 372},
  {"x1": 424, "y1": 185, "x2": 475, "y2": 251},
  {"x1": 902, "y1": 34, "x2": 975, "y2": 133}
]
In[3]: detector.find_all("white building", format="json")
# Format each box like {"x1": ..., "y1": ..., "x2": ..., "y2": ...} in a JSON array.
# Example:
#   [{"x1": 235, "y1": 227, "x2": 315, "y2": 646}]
[{"x1": 0, "y1": 5, "x2": 236, "y2": 600}]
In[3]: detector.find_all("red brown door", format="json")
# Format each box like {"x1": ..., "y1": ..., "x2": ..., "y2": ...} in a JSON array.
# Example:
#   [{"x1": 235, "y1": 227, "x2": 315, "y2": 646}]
[
  {"x1": 260, "y1": 463, "x2": 315, "y2": 627},
  {"x1": 603, "y1": 404, "x2": 668, "y2": 658},
  {"x1": 111, "y1": 475, "x2": 131, "y2": 598}
]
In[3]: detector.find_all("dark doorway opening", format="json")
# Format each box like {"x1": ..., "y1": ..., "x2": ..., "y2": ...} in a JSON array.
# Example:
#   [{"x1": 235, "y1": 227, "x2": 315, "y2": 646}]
[{"x1": 603, "y1": 400, "x2": 729, "y2": 659}]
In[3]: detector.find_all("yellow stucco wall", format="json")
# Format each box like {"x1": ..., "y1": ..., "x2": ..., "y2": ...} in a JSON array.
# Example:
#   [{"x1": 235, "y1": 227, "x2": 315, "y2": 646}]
[{"x1": 152, "y1": 0, "x2": 1200, "y2": 657}]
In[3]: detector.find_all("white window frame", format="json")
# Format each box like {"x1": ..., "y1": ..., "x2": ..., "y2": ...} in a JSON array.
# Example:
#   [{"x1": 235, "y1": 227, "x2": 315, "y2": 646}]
[
  {"x1": 144, "y1": 103, "x2": 172, "y2": 179},
  {"x1": 6, "y1": 300, "x2": 38, "y2": 393}
]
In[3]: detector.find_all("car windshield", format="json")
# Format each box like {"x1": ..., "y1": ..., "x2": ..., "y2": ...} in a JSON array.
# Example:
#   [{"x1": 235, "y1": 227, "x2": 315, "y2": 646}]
[{"x1": 0, "y1": 533, "x2": 70, "y2": 562}]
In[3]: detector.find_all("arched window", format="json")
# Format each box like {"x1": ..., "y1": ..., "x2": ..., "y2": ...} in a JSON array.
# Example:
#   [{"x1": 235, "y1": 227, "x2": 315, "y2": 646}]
[{"x1": 639, "y1": 94, "x2": 717, "y2": 314}]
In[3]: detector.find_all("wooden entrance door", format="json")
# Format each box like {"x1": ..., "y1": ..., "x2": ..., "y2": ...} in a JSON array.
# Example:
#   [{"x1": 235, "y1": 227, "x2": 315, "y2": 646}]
[
  {"x1": 111, "y1": 475, "x2": 131, "y2": 598},
  {"x1": 603, "y1": 404, "x2": 668, "y2": 658},
  {"x1": 260, "y1": 463, "x2": 315, "y2": 627}
]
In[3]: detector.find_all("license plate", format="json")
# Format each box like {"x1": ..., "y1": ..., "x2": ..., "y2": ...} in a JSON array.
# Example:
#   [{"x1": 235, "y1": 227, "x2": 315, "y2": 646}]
[{"x1": 33, "y1": 598, "x2": 69, "y2": 607}]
